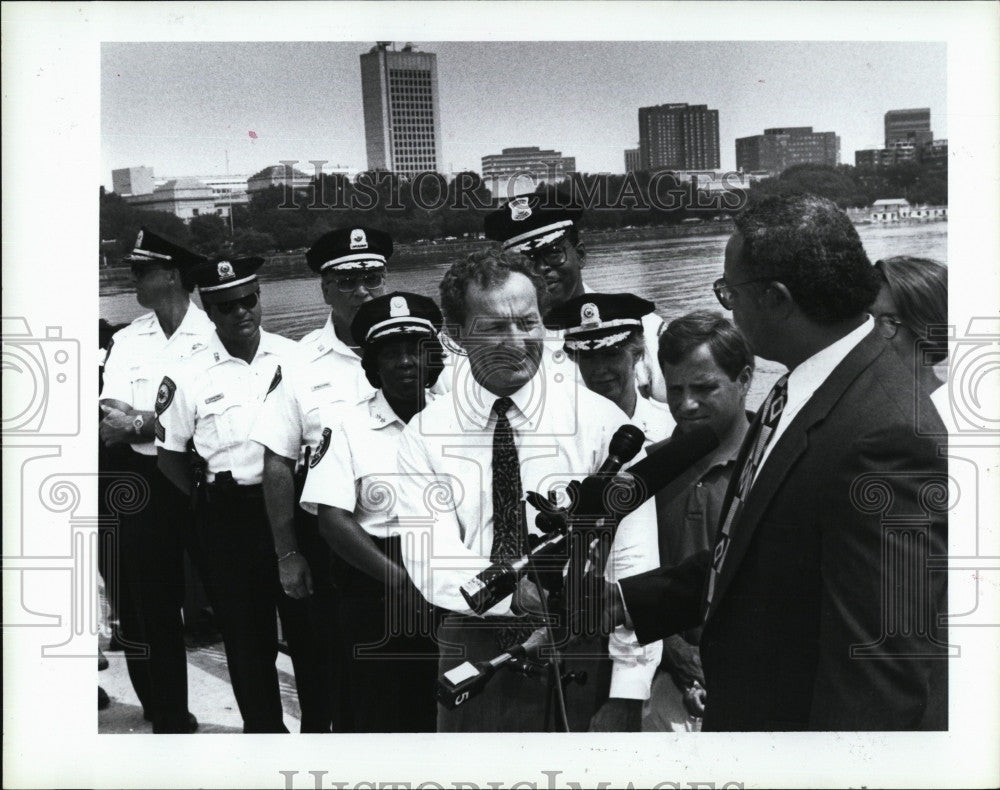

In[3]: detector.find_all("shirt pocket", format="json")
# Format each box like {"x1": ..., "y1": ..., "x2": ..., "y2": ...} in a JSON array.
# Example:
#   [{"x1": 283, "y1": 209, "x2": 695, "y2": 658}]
[
  {"x1": 199, "y1": 397, "x2": 249, "y2": 449},
  {"x1": 128, "y1": 362, "x2": 154, "y2": 409}
]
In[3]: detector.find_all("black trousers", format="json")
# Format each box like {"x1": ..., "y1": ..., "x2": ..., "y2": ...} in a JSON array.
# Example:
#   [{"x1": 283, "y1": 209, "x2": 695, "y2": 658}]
[
  {"x1": 335, "y1": 537, "x2": 438, "y2": 733},
  {"x1": 274, "y1": 508, "x2": 343, "y2": 733},
  {"x1": 97, "y1": 447, "x2": 202, "y2": 733},
  {"x1": 201, "y1": 486, "x2": 289, "y2": 733}
]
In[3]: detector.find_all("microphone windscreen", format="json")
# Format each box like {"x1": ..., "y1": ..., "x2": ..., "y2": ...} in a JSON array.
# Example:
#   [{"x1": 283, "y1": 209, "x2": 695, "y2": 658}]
[
  {"x1": 618, "y1": 426, "x2": 720, "y2": 509},
  {"x1": 607, "y1": 424, "x2": 645, "y2": 464}
]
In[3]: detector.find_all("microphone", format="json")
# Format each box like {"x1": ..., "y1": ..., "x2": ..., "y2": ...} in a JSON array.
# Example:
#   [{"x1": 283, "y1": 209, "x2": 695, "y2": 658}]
[
  {"x1": 605, "y1": 425, "x2": 720, "y2": 519},
  {"x1": 460, "y1": 425, "x2": 645, "y2": 615},
  {"x1": 594, "y1": 423, "x2": 646, "y2": 476},
  {"x1": 437, "y1": 628, "x2": 548, "y2": 710}
]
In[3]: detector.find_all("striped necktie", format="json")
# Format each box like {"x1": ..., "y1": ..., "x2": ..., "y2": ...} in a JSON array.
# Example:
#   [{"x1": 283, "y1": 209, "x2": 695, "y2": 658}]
[{"x1": 705, "y1": 373, "x2": 789, "y2": 612}]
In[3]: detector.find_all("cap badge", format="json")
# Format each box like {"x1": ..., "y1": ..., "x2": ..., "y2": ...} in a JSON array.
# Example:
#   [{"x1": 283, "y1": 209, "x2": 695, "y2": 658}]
[
  {"x1": 134, "y1": 230, "x2": 144, "y2": 249},
  {"x1": 389, "y1": 295, "x2": 410, "y2": 317},
  {"x1": 217, "y1": 261, "x2": 235, "y2": 281},
  {"x1": 580, "y1": 303, "x2": 601, "y2": 327},
  {"x1": 509, "y1": 197, "x2": 532, "y2": 222},
  {"x1": 350, "y1": 229, "x2": 368, "y2": 250}
]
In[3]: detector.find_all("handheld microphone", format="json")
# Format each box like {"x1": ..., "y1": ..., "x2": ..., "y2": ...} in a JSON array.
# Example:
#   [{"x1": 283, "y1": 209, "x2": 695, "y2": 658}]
[
  {"x1": 606, "y1": 425, "x2": 720, "y2": 519},
  {"x1": 437, "y1": 628, "x2": 548, "y2": 709},
  {"x1": 459, "y1": 425, "x2": 645, "y2": 615}
]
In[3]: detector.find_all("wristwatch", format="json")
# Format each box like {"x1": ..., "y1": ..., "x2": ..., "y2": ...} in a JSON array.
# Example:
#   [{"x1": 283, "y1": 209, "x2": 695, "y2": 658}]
[{"x1": 132, "y1": 413, "x2": 145, "y2": 435}]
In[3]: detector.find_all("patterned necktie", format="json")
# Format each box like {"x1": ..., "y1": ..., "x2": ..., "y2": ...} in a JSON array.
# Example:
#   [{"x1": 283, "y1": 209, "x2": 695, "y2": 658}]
[
  {"x1": 705, "y1": 373, "x2": 789, "y2": 612},
  {"x1": 490, "y1": 396, "x2": 534, "y2": 648},
  {"x1": 490, "y1": 396, "x2": 526, "y2": 564}
]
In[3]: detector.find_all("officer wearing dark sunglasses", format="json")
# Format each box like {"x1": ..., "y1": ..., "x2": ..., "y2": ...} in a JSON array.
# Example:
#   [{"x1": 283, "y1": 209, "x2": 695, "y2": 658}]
[
  {"x1": 99, "y1": 227, "x2": 215, "y2": 733},
  {"x1": 249, "y1": 226, "x2": 393, "y2": 732},
  {"x1": 155, "y1": 255, "x2": 300, "y2": 733}
]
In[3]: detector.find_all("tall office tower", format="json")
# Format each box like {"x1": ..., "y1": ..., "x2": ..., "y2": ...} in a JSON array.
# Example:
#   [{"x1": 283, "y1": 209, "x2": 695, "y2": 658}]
[
  {"x1": 624, "y1": 147, "x2": 641, "y2": 173},
  {"x1": 735, "y1": 127, "x2": 840, "y2": 174},
  {"x1": 360, "y1": 42, "x2": 444, "y2": 176},
  {"x1": 638, "y1": 103, "x2": 720, "y2": 171},
  {"x1": 884, "y1": 108, "x2": 933, "y2": 147},
  {"x1": 112, "y1": 166, "x2": 155, "y2": 197}
]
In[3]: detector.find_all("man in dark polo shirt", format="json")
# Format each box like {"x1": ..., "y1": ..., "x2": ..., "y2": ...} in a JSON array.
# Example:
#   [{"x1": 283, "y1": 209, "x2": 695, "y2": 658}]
[{"x1": 643, "y1": 310, "x2": 753, "y2": 731}]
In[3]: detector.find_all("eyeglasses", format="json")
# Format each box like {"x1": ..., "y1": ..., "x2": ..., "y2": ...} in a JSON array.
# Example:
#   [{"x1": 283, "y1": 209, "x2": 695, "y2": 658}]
[
  {"x1": 214, "y1": 292, "x2": 259, "y2": 314},
  {"x1": 875, "y1": 314, "x2": 905, "y2": 339},
  {"x1": 335, "y1": 272, "x2": 386, "y2": 293},
  {"x1": 712, "y1": 276, "x2": 773, "y2": 310},
  {"x1": 524, "y1": 241, "x2": 569, "y2": 269}
]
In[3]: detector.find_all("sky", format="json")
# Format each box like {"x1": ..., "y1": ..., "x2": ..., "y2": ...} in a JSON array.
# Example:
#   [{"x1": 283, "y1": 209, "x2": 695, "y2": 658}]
[{"x1": 101, "y1": 40, "x2": 946, "y2": 186}]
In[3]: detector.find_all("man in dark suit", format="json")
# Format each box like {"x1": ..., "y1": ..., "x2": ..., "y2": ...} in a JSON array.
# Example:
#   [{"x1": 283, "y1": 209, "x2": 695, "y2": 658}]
[{"x1": 611, "y1": 194, "x2": 949, "y2": 731}]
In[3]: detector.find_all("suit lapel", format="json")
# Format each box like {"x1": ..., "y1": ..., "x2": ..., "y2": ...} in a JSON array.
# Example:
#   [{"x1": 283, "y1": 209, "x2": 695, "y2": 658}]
[{"x1": 705, "y1": 329, "x2": 889, "y2": 618}]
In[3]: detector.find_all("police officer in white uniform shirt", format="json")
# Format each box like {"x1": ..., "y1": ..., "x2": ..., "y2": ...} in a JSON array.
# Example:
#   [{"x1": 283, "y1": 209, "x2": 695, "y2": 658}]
[
  {"x1": 300, "y1": 292, "x2": 445, "y2": 733},
  {"x1": 484, "y1": 195, "x2": 668, "y2": 402},
  {"x1": 547, "y1": 292, "x2": 674, "y2": 446},
  {"x1": 393, "y1": 249, "x2": 661, "y2": 732},
  {"x1": 155, "y1": 255, "x2": 297, "y2": 733},
  {"x1": 249, "y1": 226, "x2": 394, "y2": 731},
  {"x1": 99, "y1": 227, "x2": 214, "y2": 733}
]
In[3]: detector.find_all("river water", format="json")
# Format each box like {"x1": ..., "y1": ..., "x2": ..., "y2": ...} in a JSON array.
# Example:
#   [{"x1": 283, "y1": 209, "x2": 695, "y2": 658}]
[{"x1": 99, "y1": 221, "x2": 946, "y2": 409}]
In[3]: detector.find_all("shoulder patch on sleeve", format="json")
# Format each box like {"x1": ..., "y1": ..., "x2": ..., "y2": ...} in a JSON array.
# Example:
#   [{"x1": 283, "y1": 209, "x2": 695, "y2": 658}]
[
  {"x1": 309, "y1": 427, "x2": 332, "y2": 468},
  {"x1": 155, "y1": 376, "x2": 176, "y2": 416},
  {"x1": 265, "y1": 365, "x2": 282, "y2": 399}
]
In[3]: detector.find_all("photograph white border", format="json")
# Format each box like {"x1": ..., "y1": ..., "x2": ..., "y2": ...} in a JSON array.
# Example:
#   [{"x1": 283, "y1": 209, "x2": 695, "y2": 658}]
[{"x1": 3, "y1": 2, "x2": 998, "y2": 788}]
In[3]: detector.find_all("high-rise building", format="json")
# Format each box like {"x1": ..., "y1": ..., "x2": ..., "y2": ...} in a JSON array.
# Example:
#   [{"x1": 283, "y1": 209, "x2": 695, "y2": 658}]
[
  {"x1": 112, "y1": 166, "x2": 155, "y2": 197},
  {"x1": 360, "y1": 42, "x2": 443, "y2": 176},
  {"x1": 735, "y1": 127, "x2": 840, "y2": 174},
  {"x1": 624, "y1": 147, "x2": 641, "y2": 173},
  {"x1": 884, "y1": 108, "x2": 933, "y2": 147},
  {"x1": 480, "y1": 146, "x2": 576, "y2": 195},
  {"x1": 638, "y1": 103, "x2": 720, "y2": 171}
]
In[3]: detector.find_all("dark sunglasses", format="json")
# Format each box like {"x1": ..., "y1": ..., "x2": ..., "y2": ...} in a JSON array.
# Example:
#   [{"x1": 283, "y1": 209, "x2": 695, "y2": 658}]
[
  {"x1": 335, "y1": 272, "x2": 386, "y2": 293},
  {"x1": 524, "y1": 241, "x2": 569, "y2": 269},
  {"x1": 214, "y1": 292, "x2": 260, "y2": 314}
]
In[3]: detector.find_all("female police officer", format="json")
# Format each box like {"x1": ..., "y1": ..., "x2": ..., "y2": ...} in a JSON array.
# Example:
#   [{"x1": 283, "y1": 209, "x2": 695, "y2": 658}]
[{"x1": 300, "y1": 292, "x2": 443, "y2": 732}]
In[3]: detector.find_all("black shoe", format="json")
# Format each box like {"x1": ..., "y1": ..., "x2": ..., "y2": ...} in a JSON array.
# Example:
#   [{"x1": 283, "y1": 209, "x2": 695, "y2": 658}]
[
  {"x1": 148, "y1": 711, "x2": 199, "y2": 733},
  {"x1": 98, "y1": 687, "x2": 110, "y2": 710}
]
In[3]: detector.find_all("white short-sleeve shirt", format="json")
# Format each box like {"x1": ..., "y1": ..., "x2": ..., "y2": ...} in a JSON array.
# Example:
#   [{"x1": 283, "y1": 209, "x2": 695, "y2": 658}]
[
  {"x1": 155, "y1": 329, "x2": 296, "y2": 484},
  {"x1": 100, "y1": 301, "x2": 215, "y2": 455},
  {"x1": 299, "y1": 389, "x2": 438, "y2": 528},
  {"x1": 250, "y1": 315, "x2": 375, "y2": 462}
]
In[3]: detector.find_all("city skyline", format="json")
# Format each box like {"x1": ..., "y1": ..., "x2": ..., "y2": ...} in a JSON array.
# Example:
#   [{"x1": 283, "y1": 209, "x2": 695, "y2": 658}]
[{"x1": 101, "y1": 40, "x2": 945, "y2": 189}]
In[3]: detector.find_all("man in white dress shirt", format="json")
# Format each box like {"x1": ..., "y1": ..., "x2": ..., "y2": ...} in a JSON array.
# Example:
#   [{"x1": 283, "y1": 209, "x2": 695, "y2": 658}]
[{"x1": 394, "y1": 249, "x2": 661, "y2": 732}]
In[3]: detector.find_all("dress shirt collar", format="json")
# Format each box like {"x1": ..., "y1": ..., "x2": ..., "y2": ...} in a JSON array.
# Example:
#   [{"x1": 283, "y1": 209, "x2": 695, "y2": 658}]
[
  {"x1": 136, "y1": 300, "x2": 211, "y2": 337},
  {"x1": 784, "y1": 316, "x2": 874, "y2": 420},
  {"x1": 308, "y1": 315, "x2": 360, "y2": 362},
  {"x1": 206, "y1": 328, "x2": 284, "y2": 367},
  {"x1": 367, "y1": 387, "x2": 438, "y2": 430},
  {"x1": 461, "y1": 366, "x2": 542, "y2": 432}
]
